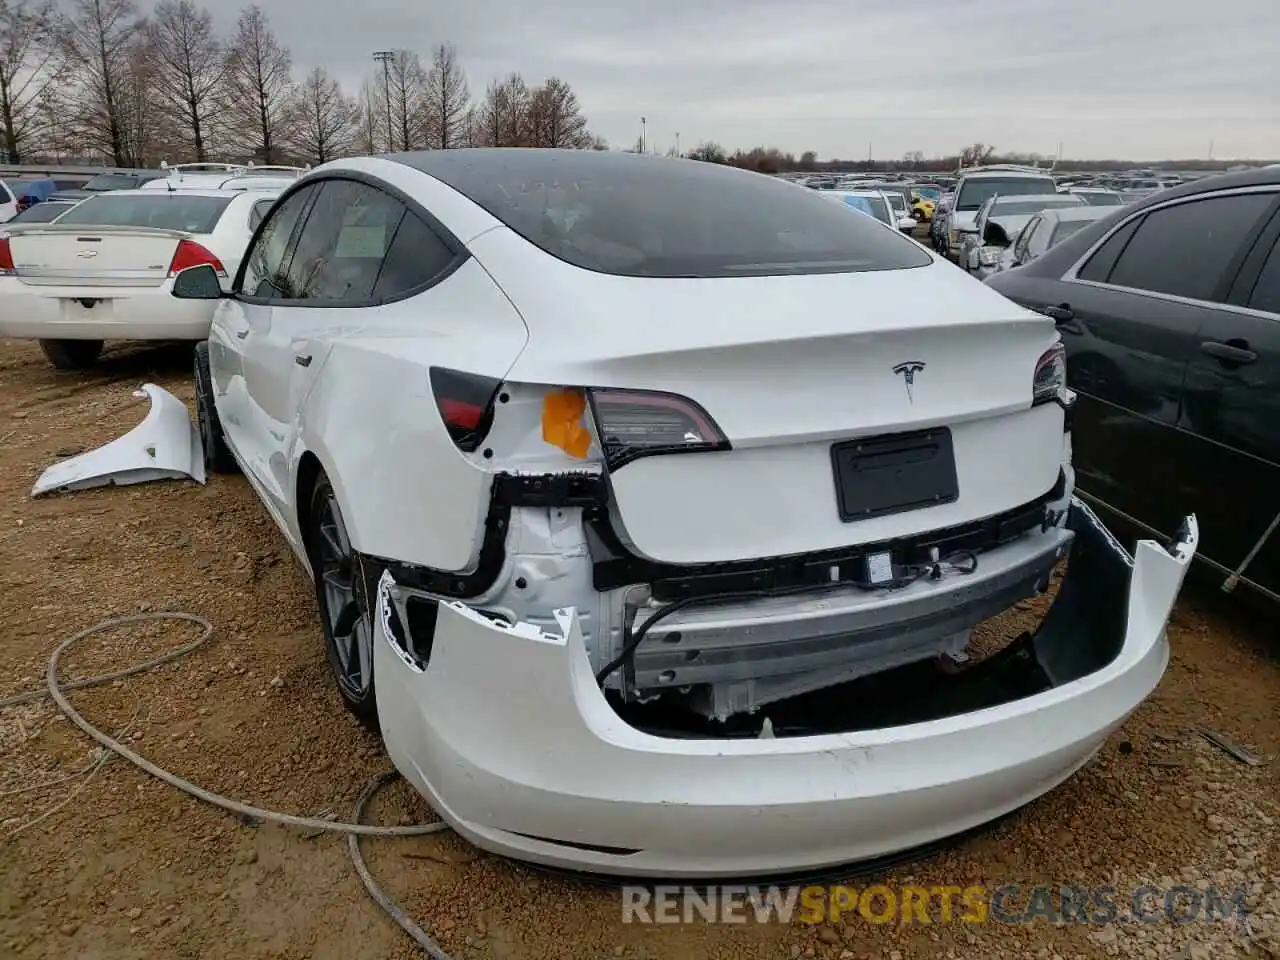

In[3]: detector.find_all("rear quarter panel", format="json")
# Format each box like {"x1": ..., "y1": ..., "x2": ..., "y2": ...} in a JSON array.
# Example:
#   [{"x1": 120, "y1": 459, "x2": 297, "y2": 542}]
[{"x1": 292, "y1": 257, "x2": 530, "y2": 570}]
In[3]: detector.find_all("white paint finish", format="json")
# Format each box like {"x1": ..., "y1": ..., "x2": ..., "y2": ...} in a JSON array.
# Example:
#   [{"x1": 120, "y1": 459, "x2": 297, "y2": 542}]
[
  {"x1": 608, "y1": 404, "x2": 1064, "y2": 562},
  {"x1": 31, "y1": 384, "x2": 204, "y2": 496},
  {"x1": 374, "y1": 506, "x2": 1198, "y2": 877},
  {"x1": 209, "y1": 256, "x2": 528, "y2": 568},
  {"x1": 0, "y1": 190, "x2": 277, "y2": 342}
]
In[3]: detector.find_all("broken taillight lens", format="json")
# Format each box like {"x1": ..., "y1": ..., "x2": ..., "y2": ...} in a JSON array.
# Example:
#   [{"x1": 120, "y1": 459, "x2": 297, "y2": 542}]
[
  {"x1": 167, "y1": 239, "x2": 226, "y2": 277},
  {"x1": 429, "y1": 366, "x2": 502, "y2": 452},
  {"x1": 587, "y1": 388, "x2": 730, "y2": 470},
  {"x1": 1032, "y1": 342, "x2": 1066, "y2": 406}
]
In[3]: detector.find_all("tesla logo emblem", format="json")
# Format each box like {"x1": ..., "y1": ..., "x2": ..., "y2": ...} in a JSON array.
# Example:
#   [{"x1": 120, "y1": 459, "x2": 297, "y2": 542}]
[
  {"x1": 892, "y1": 361, "x2": 926, "y2": 402},
  {"x1": 76, "y1": 249, "x2": 97, "y2": 258}
]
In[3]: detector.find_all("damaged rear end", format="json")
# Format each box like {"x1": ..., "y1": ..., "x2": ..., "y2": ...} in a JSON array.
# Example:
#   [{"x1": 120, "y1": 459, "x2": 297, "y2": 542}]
[{"x1": 355, "y1": 165, "x2": 1197, "y2": 874}]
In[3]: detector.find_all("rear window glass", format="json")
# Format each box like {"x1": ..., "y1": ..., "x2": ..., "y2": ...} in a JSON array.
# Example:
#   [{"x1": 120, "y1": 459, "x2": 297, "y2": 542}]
[
  {"x1": 55, "y1": 194, "x2": 233, "y2": 233},
  {"x1": 9, "y1": 202, "x2": 75, "y2": 223},
  {"x1": 956, "y1": 177, "x2": 1058, "y2": 211},
  {"x1": 405, "y1": 152, "x2": 930, "y2": 278},
  {"x1": 81, "y1": 174, "x2": 141, "y2": 191},
  {"x1": 1048, "y1": 219, "x2": 1090, "y2": 247}
]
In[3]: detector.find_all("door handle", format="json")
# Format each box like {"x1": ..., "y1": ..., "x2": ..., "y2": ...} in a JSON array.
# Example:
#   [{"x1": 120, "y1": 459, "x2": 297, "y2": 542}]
[
  {"x1": 1200, "y1": 340, "x2": 1257, "y2": 365},
  {"x1": 294, "y1": 354, "x2": 312, "y2": 367},
  {"x1": 1043, "y1": 304, "x2": 1074, "y2": 323}
]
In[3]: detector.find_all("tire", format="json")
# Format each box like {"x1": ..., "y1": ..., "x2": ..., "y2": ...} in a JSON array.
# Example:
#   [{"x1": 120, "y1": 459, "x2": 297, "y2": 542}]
[
  {"x1": 307, "y1": 472, "x2": 379, "y2": 726},
  {"x1": 39, "y1": 338, "x2": 102, "y2": 370},
  {"x1": 193, "y1": 342, "x2": 239, "y2": 475}
]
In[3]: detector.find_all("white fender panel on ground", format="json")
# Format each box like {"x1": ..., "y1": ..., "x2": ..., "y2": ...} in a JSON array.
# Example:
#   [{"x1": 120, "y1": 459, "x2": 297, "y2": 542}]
[{"x1": 31, "y1": 383, "x2": 206, "y2": 497}]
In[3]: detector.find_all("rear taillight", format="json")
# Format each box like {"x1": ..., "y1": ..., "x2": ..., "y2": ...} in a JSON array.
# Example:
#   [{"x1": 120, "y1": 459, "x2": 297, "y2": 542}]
[
  {"x1": 1032, "y1": 343, "x2": 1066, "y2": 406},
  {"x1": 429, "y1": 367, "x2": 501, "y2": 451},
  {"x1": 0, "y1": 237, "x2": 13, "y2": 275},
  {"x1": 168, "y1": 239, "x2": 226, "y2": 277},
  {"x1": 587, "y1": 388, "x2": 729, "y2": 470}
]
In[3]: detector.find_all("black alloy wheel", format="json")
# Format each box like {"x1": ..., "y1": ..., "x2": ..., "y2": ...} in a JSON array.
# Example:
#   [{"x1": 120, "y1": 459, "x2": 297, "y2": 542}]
[{"x1": 309, "y1": 473, "x2": 378, "y2": 725}]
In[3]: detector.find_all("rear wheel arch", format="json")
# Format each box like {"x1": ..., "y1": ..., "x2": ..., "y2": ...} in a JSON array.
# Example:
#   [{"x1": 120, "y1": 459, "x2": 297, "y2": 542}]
[{"x1": 295, "y1": 450, "x2": 325, "y2": 556}]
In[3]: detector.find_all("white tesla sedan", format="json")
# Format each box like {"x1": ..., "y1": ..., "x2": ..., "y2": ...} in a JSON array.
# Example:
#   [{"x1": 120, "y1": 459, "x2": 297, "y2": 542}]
[{"x1": 172, "y1": 149, "x2": 1197, "y2": 878}]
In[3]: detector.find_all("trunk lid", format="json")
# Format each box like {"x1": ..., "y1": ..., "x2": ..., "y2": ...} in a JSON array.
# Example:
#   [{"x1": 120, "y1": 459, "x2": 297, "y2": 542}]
[
  {"x1": 6, "y1": 224, "x2": 187, "y2": 288},
  {"x1": 474, "y1": 230, "x2": 1066, "y2": 563}
]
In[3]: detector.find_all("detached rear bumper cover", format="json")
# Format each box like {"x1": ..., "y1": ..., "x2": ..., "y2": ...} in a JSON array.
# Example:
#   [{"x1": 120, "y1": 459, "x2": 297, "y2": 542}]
[
  {"x1": 375, "y1": 501, "x2": 1197, "y2": 878},
  {"x1": 31, "y1": 384, "x2": 205, "y2": 496}
]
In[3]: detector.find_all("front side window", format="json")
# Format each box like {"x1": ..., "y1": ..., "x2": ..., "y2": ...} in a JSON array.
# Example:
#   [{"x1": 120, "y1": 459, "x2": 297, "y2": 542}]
[
  {"x1": 955, "y1": 177, "x2": 1058, "y2": 212},
  {"x1": 55, "y1": 194, "x2": 233, "y2": 233},
  {"x1": 407, "y1": 152, "x2": 930, "y2": 278},
  {"x1": 240, "y1": 184, "x2": 317, "y2": 298},
  {"x1": 280, "y1": 179, "x2": 405, "y2": 301},
  {"x1": 1104, "y1": 193, "x2": 1275, "y2": 301}
]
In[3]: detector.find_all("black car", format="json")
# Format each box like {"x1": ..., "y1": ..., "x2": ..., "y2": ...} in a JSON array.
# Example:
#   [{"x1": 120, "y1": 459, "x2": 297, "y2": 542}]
[
  {"x1": 986, "y1": 167, "x2": 1280, "y2": 600},
  {"x1": 47, "y1": 170, "x2": 168, "y2": 201}
]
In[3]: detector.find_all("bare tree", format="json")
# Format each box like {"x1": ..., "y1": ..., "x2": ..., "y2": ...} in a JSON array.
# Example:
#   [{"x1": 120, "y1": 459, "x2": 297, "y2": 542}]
[
  {"x1": 420, "y1": 43, "x2": 468, "y2": 149},
  {"x1": 225, "y1": 5, "x2": 293, "y2": 163},
  {"x1": 525, "y1": 76, "x2": 590, "y2": 148},
  {"x1": 290, "y1": 66, "x2": 355, "y2": 164},
  {"x1": 959, "y1": 142, "x2": 996, "y2": 167},
  {"x1": 686, "y1": 141, "x2": 726, "y2": 163},
  {"x1": 902, "y1": 149, "x2": 925, "y2": 166},
  {"x1": 590, "y1": 133, "x2": 608, "y2": 150},
  {"x1": 355, "y1": 78, "x2": 380, "y2": 154},
  {"x1": 380, "y1": 49, "x2": 424, "y2": 150},
  {"x1": 57, "y1": 0, "x2": 144, "y2": 165},
  {"x1": 147, "y1": 0, "x2": 224, "y2": 161},
  {"x1": 477, "y1": 72, "x2": 527, "y2": 147},
  {"x1": 115, "y1": 34, "x2": 161, "y2": 164},
  {"x1": 0, "y1": 0, "x2": 59, "y2": 162}
]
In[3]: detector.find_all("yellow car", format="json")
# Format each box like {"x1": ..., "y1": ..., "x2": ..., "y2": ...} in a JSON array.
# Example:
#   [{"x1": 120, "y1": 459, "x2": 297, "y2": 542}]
[{"x1": 910, "y1": 187, "x2": 940, "y2": 222}]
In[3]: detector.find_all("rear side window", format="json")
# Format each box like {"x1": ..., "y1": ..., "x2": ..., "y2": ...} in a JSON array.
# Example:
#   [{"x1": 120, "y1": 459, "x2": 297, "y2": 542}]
[
  {"x1": 372, "y1": 212, "x2": 457, "y2": 299},
  {"x1": 410, "y1": 153, "x2": 930, "y2": 278},
  {"x1": 249, "y1": 198, "x2": 274, "y2": 231},
  {"x1": 56, "y1": 194, "x2": 234, "y2": 233},
  {"x1": 1104, "y1": 193, "x2": 1274, "y2": 302},
  {"x1": 1078, "y1": 216, "x2": 1141, "y2": 282},
  {"x1": 1248, "y1": 236, "x2": 1280, "y2": 315}
]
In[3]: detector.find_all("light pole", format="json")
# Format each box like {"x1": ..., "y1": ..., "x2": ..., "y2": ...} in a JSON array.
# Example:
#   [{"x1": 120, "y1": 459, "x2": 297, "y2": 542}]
[
  {"x1": 373, "y1": 51, "x2": 394, "y2": 152},
  {"x1": 640, "y1": 116, "x2": 646, "y2": 154},
  {"x1": 675, "y1": 132, "x2": 680, "y2": 156}
]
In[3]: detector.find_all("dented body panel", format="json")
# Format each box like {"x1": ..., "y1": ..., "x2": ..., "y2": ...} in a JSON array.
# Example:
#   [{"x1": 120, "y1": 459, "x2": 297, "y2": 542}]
[
  {"x1": 374, "y1": 503, "x2": 1198, "y2": 878},
  {"x1": 31, "y1": 383, "x2": 205, "y2": 496}
]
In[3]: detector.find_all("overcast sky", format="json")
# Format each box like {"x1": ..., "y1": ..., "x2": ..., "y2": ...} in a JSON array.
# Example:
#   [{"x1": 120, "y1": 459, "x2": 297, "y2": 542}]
[{"x1": 211, "y1": 0, "x2": 1278, "y2": 160}]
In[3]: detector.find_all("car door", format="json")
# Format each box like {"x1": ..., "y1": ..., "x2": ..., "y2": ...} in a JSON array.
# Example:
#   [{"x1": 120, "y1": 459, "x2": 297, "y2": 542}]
[
  {"x1": 210, "y1": 182, "x2": 319, "y2": 481},
  {"x1": 1179, "y1": 202, "x2": 1280, "y2": 595},
  {"x1": 242, "y1": 177, "x2": 460, "y2": 522},
  {"x1": 1063, "y1": 189, "x2": 1279, "y2": 559}
]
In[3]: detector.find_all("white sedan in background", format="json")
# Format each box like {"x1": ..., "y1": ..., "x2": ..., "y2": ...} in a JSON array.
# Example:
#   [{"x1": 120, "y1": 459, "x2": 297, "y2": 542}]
[
  {"x1": 0, "y1": 188, "x2": 279, "y2": 368},
  {"x1": 170, "y1": 149, "x2": 1196, "y2": 878}
]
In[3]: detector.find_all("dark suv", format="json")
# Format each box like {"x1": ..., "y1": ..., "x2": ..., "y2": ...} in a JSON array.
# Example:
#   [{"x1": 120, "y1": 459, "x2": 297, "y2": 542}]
[{"x1": 986, "y1": 168, "x2": 1280, "y2": 600}]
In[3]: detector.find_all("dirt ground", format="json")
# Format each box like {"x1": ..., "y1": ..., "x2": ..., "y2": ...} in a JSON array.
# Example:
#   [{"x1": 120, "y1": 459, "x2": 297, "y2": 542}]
[{"x1": 1, "y1": 337, "x2": 1278, "y2": 960}]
